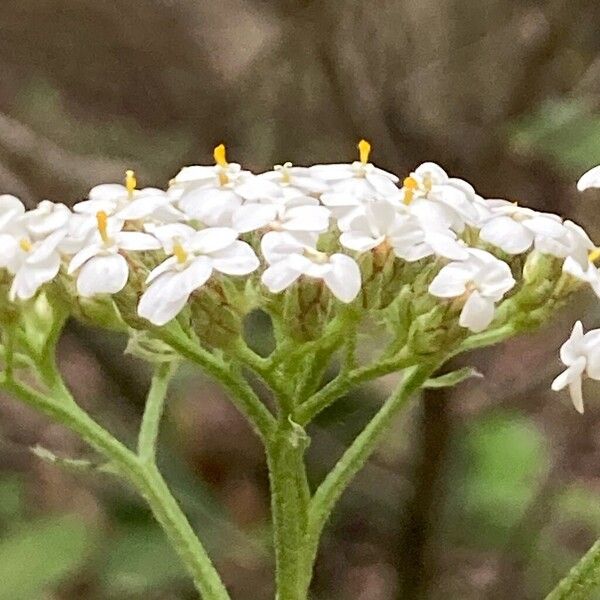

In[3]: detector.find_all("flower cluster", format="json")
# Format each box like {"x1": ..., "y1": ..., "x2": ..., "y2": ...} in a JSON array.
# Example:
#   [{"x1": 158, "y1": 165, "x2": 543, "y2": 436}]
[{"x1": 1, "y1": 143, "x2": 600, "y2": 410}]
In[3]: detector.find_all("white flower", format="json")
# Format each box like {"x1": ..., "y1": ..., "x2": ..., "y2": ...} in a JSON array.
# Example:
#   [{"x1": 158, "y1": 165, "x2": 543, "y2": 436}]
[
  {"x1": 563, "y1": 254, "x2": 600, "y2": 297},
  {"x1": 577, "y1": 165, "x2": 600, "y2": 191},
  {"x1": 261, "y1": 232, "x2": 361, "y2": 302},
  {"x1": 340, "y1": 200, "x2": 468, "y2": 261},
  {"x1": 428, "y1": 249, "x2": 515, "y2": 332},
  {"x1": 551, "y1": 321, "x2": 600, "y2": 413},
  {"x1": 233, "y1": 201, "x2": 330, "y2": 247},
  {"x1": 0, "y1": 195, "x2": 26, "y2": 234},
  {"x1": 309, "y1": 140, "x2": 399, "y2": 197},
  {"x1": 138, "y1": 225, "x2": 259, "y2": 326},
  {"x1": 168, "y1": 144, "x2": 253, "y2": 198},
  {"x1": 22, "y1": 200, "x2": 72, "y2": 238},
  {"x1": 397, "y1": 162, "x2": 479, "y2": 229},
  {"x1": 257, "y1": 162, "x2": 329, "y2": 197},
  {"x1": 536, "y1": 220, "x2": 594, "y2": 270},
  {"x1": 67, "y1": 212, "x2": 160, "y2": 297},
  {"x1": 479, "y1": 201, "x2": 564, "y2": 255},
  {"x1": 0, "y1": 229, "x2": 65, "y2": 301}
]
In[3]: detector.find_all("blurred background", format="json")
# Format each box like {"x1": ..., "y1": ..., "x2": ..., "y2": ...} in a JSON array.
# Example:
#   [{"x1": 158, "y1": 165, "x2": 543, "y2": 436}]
[{"x1": 1, "y1": 1, "x2": 600, "y2": 598}]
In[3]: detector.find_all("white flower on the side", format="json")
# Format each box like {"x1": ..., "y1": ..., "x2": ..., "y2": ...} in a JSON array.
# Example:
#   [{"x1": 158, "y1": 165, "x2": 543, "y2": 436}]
[
  {"x1": 577, "y1": 165, "x2": 600, "y2": 191},
  {"x1": 340, "y1": 200, "x2": 468, "y2": 261},
  {"x1": 22, "y1": 200, "x2": 71, "y2": 238},
  {"x1": 479, "y1": 201, "x2": 564, "y2": 255},
  {"x1": 261, "y1": 232, "x2": 361, "y2": 302},
  {"x1": 0, "y1": 229, "x2": 65, "y2": 301},
  {"x1": 551, "y1": 321, "x2": 600, "y2": 413},
  {"x1": 138, "y1": 224, "x2": 259, "y2": 326},
  {"x1": 428, "y1": 248, "x2": 515, "y2": 332},
  {"x1": 68, "y1": 211, "x2": 160, "y2": 297},
  {"x1": 309, "y1": 140, "x2": 399, "y2": 197},
  {"x1": 536, "y1": 220, "x2": 595, "y2": 270},
  {"x1": 0, "y1": 195, "x2": 26, "y2": 233}
]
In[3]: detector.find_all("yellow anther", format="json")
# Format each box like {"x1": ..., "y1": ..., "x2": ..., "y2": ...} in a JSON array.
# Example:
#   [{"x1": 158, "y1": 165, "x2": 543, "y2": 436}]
[
  {"x1": 590, "y1": 248, "x2": 600, "y2": 263},
  {"x1": 173, "y1": 241, "x2": 188, "y2": 264},
  {"x1": 358, "y1": 139, "x2": 371, "y2": 165},
  {"x1": 213, "y1": 143, "x2": 228, "y2": 167},
  {"x1": 19, "y1": 238, "x2": 32, "y2": 252},
  {"x1": 125, "y1": 169, "x2": 137, "y2": 198},
  {"x1": 403, "y1": 176, "x2": 418, "y2": 205},
  {"x1": 96, "y1": 211, "x2": 110, "y2": 244}
]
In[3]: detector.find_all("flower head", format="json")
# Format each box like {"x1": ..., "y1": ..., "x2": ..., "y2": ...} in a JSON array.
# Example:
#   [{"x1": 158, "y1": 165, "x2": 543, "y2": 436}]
[{"x1": 552, "y1": 321, "x2": 600, "y2": 413}]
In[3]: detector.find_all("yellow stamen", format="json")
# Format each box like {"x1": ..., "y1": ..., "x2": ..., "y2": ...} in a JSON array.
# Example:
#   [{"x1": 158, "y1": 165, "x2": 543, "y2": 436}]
[
  {"x1": 214, "y1": 143, "x2": 228, "y2": 167},
  {"x1": 19, "y1": 238, "x2": 32, "y2": 252},
  {"x1": 590, "y1": 248, "x2": 600, "y2": 263},
  {"x1": 358, "y1": 139, "x2": 371, "y2": 165},
  {"x1": 403, "y1": 176, "x2": 418, "y2": 205},
  {"x1": 125, "y1": 169, "x2": 136, "y2": 198},
  {"x1": 173, "y1": 241, "x2": 188, "y2": 264},
  {"x1": 96, "y1": 211, "x2": 109, "y2": 244}
]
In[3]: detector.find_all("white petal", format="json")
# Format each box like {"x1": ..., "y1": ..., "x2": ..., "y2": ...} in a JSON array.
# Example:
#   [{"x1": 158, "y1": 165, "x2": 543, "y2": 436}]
[
  {"x1": 339, "y1": 231, "x2": 381, "y2": 252},
  {"x1": 479, "y1": 217, "x2": 532, "y2": 254},
  {"x1": 569, "y1": 378, "x2": 585, "y2": 414},
  {"x1": 232, "y1": 204, "x2": 276, "y2": 233},
  {"x1": 68, "y1": 244, "x2": 102, "y2": 274},
  {"x1": 115, "y1": 231, "x2": 161, "y2": 251},
  {"x1": 551, "y1": 360, "x2": 585, "y2": 391},
  {"x1": 9, "y1": 256, "x2": 60, "y2": 301},
  {"x1": 425, "y1": 231, "x2": 469, "y2": 260},
  {"x1": 77, "y1": 254, "x2": 129, "y2": 297},
  {"x1": 459, "y1": 291, "x2": 495, "y2": 332},
  {"x1": 322, "y1": 254, "x2": 361, "y2": 302},
  {"x1": 179, "y1": 256, "x2": 213, "y2": 294},
  {"x1": 138, "y1": 273, "x2": 190, "y2": 326},
  {"x1": 428, "y1": 263, "x2": 475, "y2": 298},
  {"x1": 189, "y1": 228, "x2": 238, "y2": 254},
  {"x1": 577, "y1": 165, "x2": 600, "y2": 191},
  {"x1": 282, "y1": 205, "x2": 330, "y2": 232},
  {"x1": 261, "y1": 260, "x2": 303, "y2": 293},
  {"x1": 210, "y1": 241, "x2": 259, "y2": 275},
  {"x1": 560, "y1": 321, "x2": 585, "y2": 365}
]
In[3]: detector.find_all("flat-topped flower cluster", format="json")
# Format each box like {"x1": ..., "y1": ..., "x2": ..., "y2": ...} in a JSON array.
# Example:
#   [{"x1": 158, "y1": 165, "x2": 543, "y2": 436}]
[{"x1": 1, "y1": 142, "x2": 600, "y2": 411}]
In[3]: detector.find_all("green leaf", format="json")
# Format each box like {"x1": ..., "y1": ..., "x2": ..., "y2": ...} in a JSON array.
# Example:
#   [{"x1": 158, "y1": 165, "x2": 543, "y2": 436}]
[
  {"x1": 101, "y1": 525, "x2": 186, "y2": 595},
  {"x1": 423, "y1": 366, "x2": 482, "y2": 389},
  {"x1": 0, "y1": 476, "x2": 23, "y2": 522},
  {"x1": 0, "y1": 514, "x2": 96, "y2": 600}
]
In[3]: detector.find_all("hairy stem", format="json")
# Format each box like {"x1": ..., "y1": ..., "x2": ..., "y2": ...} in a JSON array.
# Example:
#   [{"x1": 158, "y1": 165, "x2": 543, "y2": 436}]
[
  {"x1": 266, "y1": 422, "x2": 311, "y2": 600},
  {"x1": 304, "y1": 364, "x2": 436, "y2": 575},
  {"x1": 138, "y1": 362, "x2": 177, "y2": 464},
  {"x1": 545, "y1": 539, "x2": 600, "y2": 600},
  {"x1": 0, "y1": 375, "x2": 230, "y2": 600}
]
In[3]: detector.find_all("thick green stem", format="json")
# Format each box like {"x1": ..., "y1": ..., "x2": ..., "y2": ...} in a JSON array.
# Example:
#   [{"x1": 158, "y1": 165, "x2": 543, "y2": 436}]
[
  {"x1": 0, "y1": 375, "x2": 230, "y2": 600},
  {"x1": 304, "y1": 364, "x2": 436, "y2": 575},
  {"x1": 545, "y1": 539, "x2": 600, "y2": 600},
  {"x1": 267, "y1": 422, "x2": 311, "y2": 600},
  {"x1": 138, "y1": 362, "x2": 176, "y2": 464}
]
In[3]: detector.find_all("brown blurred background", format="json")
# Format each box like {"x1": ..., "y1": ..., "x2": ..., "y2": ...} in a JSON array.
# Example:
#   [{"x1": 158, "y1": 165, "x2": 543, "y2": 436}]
[{"x1": 1, "y1": 1, "x2": 600, "y2": 598}]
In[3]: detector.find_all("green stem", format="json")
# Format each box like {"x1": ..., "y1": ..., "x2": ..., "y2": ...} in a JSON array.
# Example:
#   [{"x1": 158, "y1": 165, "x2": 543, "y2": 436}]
[
  {"x1": 0, "y1": 375, "x2": 230, "y2": 600},
  {"x1": 295, "y1": 349, "x2": 415, "y2": 425},
  {"x1": 545, "y1": 539, "x2": 600, "y2": 600},
  {"x1": 304, "y1": 364, "x2": 436, "y2": 576},
  {"x1": 138, "y1": 362, "x2": 177, "y2": 464},
  {"x1": 266, "y1": 423, "x2": 310, "y2": 600}
]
